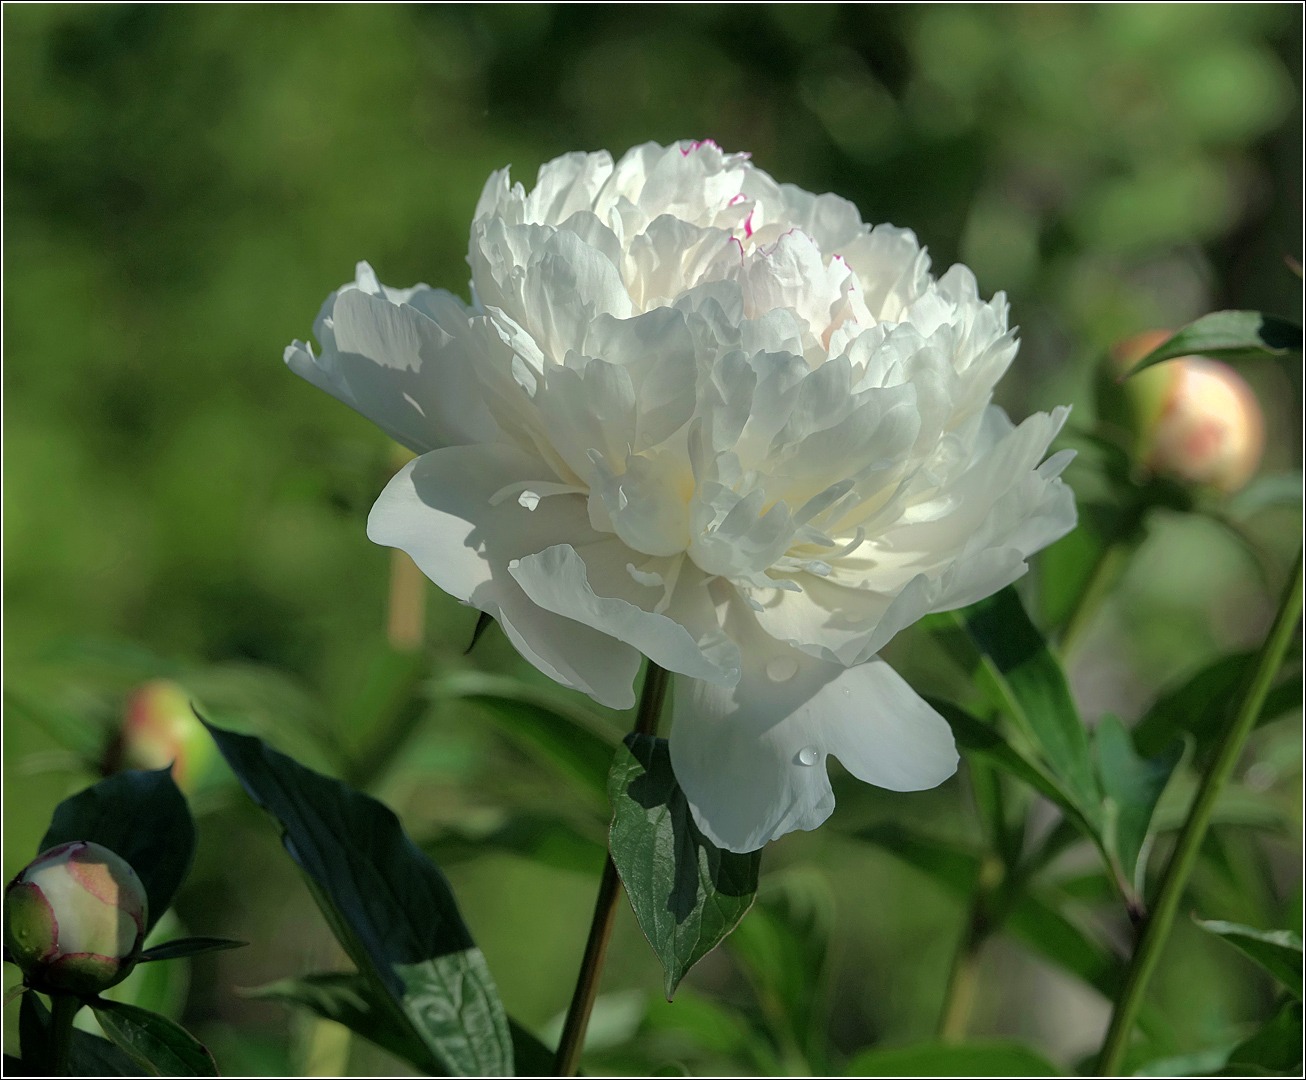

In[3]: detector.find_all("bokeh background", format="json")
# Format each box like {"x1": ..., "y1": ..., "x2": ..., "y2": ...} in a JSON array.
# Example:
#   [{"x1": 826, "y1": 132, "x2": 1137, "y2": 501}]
[{"x1": 4, "y1": 3, "x2": 1301, "y2": 1075}]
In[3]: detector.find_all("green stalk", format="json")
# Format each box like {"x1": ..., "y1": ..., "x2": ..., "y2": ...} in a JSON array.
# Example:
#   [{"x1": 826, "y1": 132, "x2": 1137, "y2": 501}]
[
  {"x1": 49, "y1": 993, "x2": 80, "y2": 1076},
  {"x1": 553, "y1": 662, "x2": 669, "y2": 1077},
  {"x1": 1060, "y1": 539, "x2": 1131, "y2": 659},
  {"x1": 1095, "y1": 550, "x2": 1303, "y2": 1076}
]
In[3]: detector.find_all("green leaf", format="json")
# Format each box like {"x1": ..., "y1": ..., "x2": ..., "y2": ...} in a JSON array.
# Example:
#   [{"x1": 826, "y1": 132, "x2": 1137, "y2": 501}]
[
  {"x1": 245, "y1": 971, "x2": 554, "y2": 1078},
  {"x1": 856, "y1": 823, "x2": 1125, "y2": 1000},
  {"x1": 137, "y1": 937, "x2": 247, "y2": 964},
  {"x1": 1133, "y1": 652, "x2": 1300, "y2": 759},
  {"x1": 608, "y1": 734, "x2": 762, "y2": 999},
  {"x1": 1226, "y1": 998, "x2": 1303, "y2": 1072},
  {"x1": 205, "y1": 721, "x2": 514, "y2": 1076},
  {"x1": 40, "y1": 767, "x2": 196, "y2": 933},
  {"x1": 1193, "y1": 918, "x2": 1303, "y2": 998},
  {"x1": 424, "y1": 814, "x2": 607, "y2": 876},
  {"x1": 3, "y1": 687, "x2": 107, "y2": 761},
  {"x1": 1225, "y1": 472, "x2": 1304, "y2": 521},
  {"x1": 959, "y1": 588, "x2": 1099, "y2": 814},
  {"x1": 1094, "y1": 715, "x2": 1182, "y2": 896},
  {"x1": 725, "y1": 872, "x2": 833, "y2": 1070},
  {"x1": 242, "y1": 972, "x2": 441, "y2": 1073},
  {"x1": 437, "y1": 673, "x2": 618, "y2": 810},
  {"x1": 20, "y1": 991, "x2": 147, "y2": 1076},
  {"x1": 843, "y1": 1038, "x2": 1062, "y2": 1076},
  {"x1": 928, "y1": 699, "x2": 1097, "y2": 840},
  {"x1": 1122, "y1": 311, "x2": 1302, "y2": 376},
  {"x1": 91, "y1": 1000, "x2": 218, "y2": 1076}
]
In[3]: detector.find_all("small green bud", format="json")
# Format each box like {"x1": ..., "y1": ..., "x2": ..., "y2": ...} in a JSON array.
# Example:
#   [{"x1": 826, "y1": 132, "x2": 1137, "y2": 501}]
[{"x1": 4, "y1": 841, "x2": 148, "y2": 996}]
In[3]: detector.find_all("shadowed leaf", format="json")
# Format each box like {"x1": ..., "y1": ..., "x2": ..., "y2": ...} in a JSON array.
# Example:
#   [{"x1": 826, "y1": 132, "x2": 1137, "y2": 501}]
[{"x1": 609, "y1": 734, "x2": 762, "y2": 999}]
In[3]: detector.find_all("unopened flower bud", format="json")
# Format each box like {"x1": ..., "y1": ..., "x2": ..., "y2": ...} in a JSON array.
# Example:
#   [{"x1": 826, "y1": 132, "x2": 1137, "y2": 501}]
[
  {"x1": 4, "y1": 841, "x2": 148, "y2": 995},
  {"x1": 1112, "y1": 330, "x2": 1265, "y2": 493},
  {"x1": 121, "y1": 680, "x2": 216, "y2": 794}
]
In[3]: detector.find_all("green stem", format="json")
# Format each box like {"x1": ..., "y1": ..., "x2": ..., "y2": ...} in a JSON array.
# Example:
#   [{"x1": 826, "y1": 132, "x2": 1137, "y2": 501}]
[
  {"x1": 1060, "y1": 539, "x2": 1131, "y2": 659},
  {"x1": 49, "y1": 993, "x2": 80, "y2": 1076},
  {"x1": 1094, "y1": 550, "x2": 1303, "y2": 1076},
  {"x1": 937, "y1": 853, "x2": 1003, "y2": 1041},
  {"x1": 553, "y1": 662, "x2": 669, "y2": 1077}
]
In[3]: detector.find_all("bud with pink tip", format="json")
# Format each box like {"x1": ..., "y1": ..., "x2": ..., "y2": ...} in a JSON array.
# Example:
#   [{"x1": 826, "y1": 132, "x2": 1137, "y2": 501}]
[
  {"x1": 1112, "y1": 330, "x2": 1266, "y2": 493},
  {"x1": 120, "y1": 680, "x2": 217, "y2": 794},
  {"x1": 4, "y1": 841, "x2": 148, "y2": 995}
]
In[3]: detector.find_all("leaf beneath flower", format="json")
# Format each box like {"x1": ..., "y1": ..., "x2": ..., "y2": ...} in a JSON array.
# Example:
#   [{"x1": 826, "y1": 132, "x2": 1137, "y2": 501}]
[{"x1": 608, "y1": 733, "x2": 762, "y2": 999}]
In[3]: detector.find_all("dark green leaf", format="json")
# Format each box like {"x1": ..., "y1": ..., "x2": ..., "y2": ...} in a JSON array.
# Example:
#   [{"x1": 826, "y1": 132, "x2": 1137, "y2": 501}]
[
  {"x1": 928, "y1": 699, "x2": 1095, "y2": 838},
  {"x1": 1122, "y1": 311, "x2": 1302, "y2": 376},
  {"x1": 19, "y1": 992, "x2": 147, "y2": 1076},
  {"x1": 959, "y1": 588, "x2": 1099, "y2": 813},
  {"x1": 138, "y1": 937, "x2": 247, "y2": 964},
  {"x1": 40, "y1": 768, "x2": 196, "y2": 933},
  {"x1": 608, "y1": 734, "x2": 762, "y2": 999},
  {"x1": 465, "y1": 610, "x2": 495, "y2": 654},
  {"x1": 1133, "y1": 653, "x2": 1300, "y2": 759},
  {"x1": 437, "y1": 673, "x2": 618, "y2": 810},
  {"x1": 1226, "y1": 998, "x2": 1303, "y2": 1072},
  {"x1": 205, "y1": 720, "x2": 514, "y2": 1076},
  {"x1": 843, "y1": 1038, "x2": 1061, "y2": 1076},
  {"x1": 1194, "y1": 919, "x2": 1303, "y2": 998},
  {"x1": 242, "y1": 972, "x2": 441, "y2": 1074},
  {"x1": 341, "y1": 647, "x2": 431, "y2": 789},
  {"x1": 424, "y1": 814, "x2": 606, "y2": 876},
  {"x1": 245, "y1": 971, "x2": 554, "y2": 1078},
  {"x1": 92, "y1": 1000, "x2": 217, "y2": 1076},
  {"x1": 1094, "y1": 715, "x2": 1182, "y2": 895}
]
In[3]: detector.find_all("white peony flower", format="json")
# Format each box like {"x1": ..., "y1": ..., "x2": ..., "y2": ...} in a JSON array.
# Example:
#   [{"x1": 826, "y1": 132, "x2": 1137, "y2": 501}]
[{"x1": 286, "y1": 140, "x2": 1077, "y2": 853}]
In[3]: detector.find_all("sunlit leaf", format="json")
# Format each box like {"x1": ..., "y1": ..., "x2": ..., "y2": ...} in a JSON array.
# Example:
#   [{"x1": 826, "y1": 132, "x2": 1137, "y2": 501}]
[
  {"x1": 608, "y1": 734, "x2": 762, "y2": 999},
  {"x1": 958, "y1": 588, "x2": 1100, "y2": 815},
  {"x1": 1122, "y1": 311, "x2": 1302, "y2": 377},
  {"x1": 41, "y1": 768, "x2": 196, "y2": 933},
  {"x1": 1193, "y1": 918, "x2": 1303, "y2": 999},
  {"x1": 205, "y1": 721, "x2": 514, "y2": 1076},
  {"x1": 92, "y1": 1000, "x2": 218, "y2": 1077}
]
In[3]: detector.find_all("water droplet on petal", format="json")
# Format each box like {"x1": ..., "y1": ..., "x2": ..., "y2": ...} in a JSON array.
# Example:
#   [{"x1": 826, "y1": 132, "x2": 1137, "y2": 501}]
[
  {"x1": 517, "y1": 490, "x2": 541, "y2": 511},
  {"x1": 766, "y1": 656, "x2": 799, "y2": 682},
  {"x1": 797, "y1": 746, "x2": 820, "y2": 766}
]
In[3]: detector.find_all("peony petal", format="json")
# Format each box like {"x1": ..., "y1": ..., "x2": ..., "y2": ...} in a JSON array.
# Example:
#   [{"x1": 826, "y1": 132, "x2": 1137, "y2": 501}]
[
  {"x1": 510, "y1": 542, "x2": 740, "y2": 685},
  {"x1": 368, "y1": 444, "x2": 641, "y2": 708},
  {"x1": 670, "y1": 593, "x2": 957, "y2": 852}
]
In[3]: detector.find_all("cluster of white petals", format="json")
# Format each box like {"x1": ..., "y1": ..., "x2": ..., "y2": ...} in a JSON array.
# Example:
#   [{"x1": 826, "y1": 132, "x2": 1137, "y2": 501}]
[{"x1": 287, "y1": 140, "x2": 1076, "y2": 852}]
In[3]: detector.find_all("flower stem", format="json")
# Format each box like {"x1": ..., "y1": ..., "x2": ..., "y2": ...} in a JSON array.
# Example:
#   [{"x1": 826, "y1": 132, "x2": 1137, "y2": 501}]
[
  {"x1": 1094, "y1": 549, "x2": 1303, "y2": 1076},
  {"x1": 553, "y1": 661, "x2": 669, "y2": 1077},
  {"x1": 937, "y1": 852, "x2": 1002, "y2": 1042},
  {"x1": 50, "y1": 993, "x2": 80, "y2": 1077},
  {"x1": 1059, "y1": 539, "x2": 1131, "y2": 659}
]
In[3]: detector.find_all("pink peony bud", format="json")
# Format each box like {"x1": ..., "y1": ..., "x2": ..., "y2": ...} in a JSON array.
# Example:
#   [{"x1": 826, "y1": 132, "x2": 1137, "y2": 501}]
[
  {"x1": 121, "y1": 680, "x2": 216, "y2": 794},
  {"x1": 4, "y1": 841, "x2": 148, "y2": 995},
  {"x1": 1112, "y1": 330, "x2": 1265, "y2": 493}
]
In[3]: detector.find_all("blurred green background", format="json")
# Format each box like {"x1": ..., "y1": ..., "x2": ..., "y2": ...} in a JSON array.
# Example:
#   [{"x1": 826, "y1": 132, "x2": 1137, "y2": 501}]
[{"x1": 4, "y1": 4, "x2": 1301, "y2": 1075}]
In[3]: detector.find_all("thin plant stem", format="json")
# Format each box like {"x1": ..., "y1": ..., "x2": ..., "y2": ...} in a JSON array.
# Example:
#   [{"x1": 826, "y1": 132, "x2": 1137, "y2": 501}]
[
  {"x1": 553, "y1": 661, "x2": 669, "y2": 1077},
  {"x1": 1094, "y1": 550, "x2": 1303, "y2": 1076},
  {"x1": 50, "y1": 993, "x2": 80, "y2": 1077},
  {"x1": 1060, "y1": 539, "x2": 1131, "y2": 659},
  {"x1": 937, "y1": 852, "x2": 1003, "y2": 1042}
]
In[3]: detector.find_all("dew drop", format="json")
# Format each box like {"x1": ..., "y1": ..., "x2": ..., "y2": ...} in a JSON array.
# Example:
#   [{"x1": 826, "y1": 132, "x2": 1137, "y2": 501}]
[
  {"x1": 797, "y1": 746, "x2": 820, "y2": 767},
  {"x1": 517, "y1": 490, "x2": 541, "y2": 511},
  {"x1": 766, "y1": 656, "x2": 799, "y2": 682}
]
